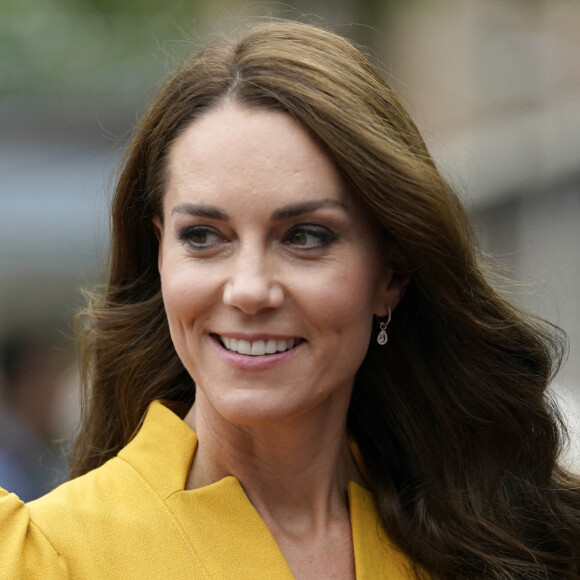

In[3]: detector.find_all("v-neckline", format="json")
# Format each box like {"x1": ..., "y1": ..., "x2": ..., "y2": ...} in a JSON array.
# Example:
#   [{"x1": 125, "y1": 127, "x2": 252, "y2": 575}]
[{"x1": 120, "y1": 401, "x2": 416, "y2": 579}]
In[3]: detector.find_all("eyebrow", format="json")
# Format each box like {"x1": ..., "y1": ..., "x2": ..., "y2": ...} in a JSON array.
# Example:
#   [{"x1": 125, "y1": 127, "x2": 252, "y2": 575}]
[
  {"x1": 271, "y1": 199, "x2": 348, "y2": 221},
  {"x1": 171, "y1": 203, "x2": 229, "y2": 220},
  {"x1": 171, "y1": 199, "x2": 347, "y2": 222}
]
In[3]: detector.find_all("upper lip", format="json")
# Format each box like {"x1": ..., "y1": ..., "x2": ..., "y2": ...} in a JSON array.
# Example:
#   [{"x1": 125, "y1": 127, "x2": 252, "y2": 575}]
[{"x1": 212, "y1": 332, "x2": 303, "y2": 341}]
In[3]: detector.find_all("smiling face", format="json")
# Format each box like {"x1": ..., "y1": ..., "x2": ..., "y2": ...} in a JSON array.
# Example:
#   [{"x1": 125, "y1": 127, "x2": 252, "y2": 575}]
[{"x1": 156, "y1": 103, "x2": 400, "y2": 428}]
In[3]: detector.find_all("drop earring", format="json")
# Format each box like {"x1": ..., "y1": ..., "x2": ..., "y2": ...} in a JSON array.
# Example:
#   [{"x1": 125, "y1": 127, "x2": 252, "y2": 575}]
[{"x1": 377, "y1": 306, "x2": 391, "y2": 345}]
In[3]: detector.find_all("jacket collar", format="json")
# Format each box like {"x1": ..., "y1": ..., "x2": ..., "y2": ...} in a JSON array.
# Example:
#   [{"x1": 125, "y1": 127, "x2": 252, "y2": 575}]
[{"x1": 119, "y1": 401, "x2": 415, "y2": 579}]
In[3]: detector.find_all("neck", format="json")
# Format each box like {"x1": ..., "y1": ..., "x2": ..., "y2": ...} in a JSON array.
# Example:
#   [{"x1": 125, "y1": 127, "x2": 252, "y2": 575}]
[{"x1": 184, "y1": 394, "x2": 364, "y2": 534}]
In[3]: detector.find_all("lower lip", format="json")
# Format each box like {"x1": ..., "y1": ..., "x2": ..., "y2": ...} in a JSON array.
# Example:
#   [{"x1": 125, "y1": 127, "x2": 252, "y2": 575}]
[{"x1": 212, "y1": 336, "x2": 303, "y2": 370}]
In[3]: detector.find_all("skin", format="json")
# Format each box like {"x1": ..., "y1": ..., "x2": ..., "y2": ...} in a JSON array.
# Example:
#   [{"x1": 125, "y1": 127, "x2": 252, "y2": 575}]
[{"x1": 155, "y1": 103, "x2": 405, "y2": 579}]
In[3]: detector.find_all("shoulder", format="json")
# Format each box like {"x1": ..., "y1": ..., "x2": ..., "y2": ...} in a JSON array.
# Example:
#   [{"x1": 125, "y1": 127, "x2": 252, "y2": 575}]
[
  {"x1": 29, "y1": 400, "x2": 196, "y2": 538},
  {"x1": 17, "y1": 402, "x2": 213, "y2": 578},
  {"x1": 0, "y1": 487, "x2": 68, "y2": 579},
  {"x1": 24, "y1": 454, "x2": 210, "y2": 578},
  {"x1": 29, "y1": 453, "x2": 147, "y2": 529}
]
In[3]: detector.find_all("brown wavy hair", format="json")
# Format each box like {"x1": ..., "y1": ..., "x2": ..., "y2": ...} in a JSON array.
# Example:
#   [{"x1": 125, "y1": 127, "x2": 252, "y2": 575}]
[{"x1": 71, "y1": 20, "x2": 580, "y2": 579}]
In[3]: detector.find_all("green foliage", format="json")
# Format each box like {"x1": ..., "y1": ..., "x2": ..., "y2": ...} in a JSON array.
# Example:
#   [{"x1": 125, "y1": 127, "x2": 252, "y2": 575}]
[
  {"x1": 0, "y1": 0, "x2": 408, "y2": 100},
  {"x1": 0, "y1": 0, "x2": 200, "y2": 100}
]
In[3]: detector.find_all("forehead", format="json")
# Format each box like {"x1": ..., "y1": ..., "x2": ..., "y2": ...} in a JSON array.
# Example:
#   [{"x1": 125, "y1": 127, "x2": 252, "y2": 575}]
[{"x1": 163, "y1": 104, "x2": 348, "y2": 213}]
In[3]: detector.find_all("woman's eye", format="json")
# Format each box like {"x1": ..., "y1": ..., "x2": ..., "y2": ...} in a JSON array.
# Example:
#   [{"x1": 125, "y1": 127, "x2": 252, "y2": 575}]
[
  {"x1": 283, "y1": 225, "x2": 337, "y2": 250},
  {"x1": 179, "y1": 226, "x2": 225, "y2": 250}
]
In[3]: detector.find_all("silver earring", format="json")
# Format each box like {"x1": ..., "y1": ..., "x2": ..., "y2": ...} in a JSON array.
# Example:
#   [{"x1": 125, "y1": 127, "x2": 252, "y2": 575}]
[{"x1": 377, "y1": 307, "x2": 391, "y2": 345}]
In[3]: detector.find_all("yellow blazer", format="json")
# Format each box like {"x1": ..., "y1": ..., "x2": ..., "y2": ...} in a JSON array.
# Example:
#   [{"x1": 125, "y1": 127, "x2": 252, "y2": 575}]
[{"x1": 0, "y1": 401, "x2": 415, "y2": 579}]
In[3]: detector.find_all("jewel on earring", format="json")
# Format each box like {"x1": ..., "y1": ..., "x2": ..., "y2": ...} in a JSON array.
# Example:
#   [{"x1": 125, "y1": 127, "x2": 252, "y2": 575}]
[{"x1": 377, "y1": 307, "x2": 392, "y2": 345}]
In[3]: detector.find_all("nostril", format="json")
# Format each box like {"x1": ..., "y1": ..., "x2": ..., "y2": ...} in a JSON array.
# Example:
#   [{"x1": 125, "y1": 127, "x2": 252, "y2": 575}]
[{"x1": 222, "y1": 277, "x2": 283, "y2": 313}]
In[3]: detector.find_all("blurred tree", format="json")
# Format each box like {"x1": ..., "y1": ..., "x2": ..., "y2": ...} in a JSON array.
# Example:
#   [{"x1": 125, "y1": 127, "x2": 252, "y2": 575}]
[
  {"x1": 0, "y1": 0, "x2": 201, "y2": 105},
  {"x1": 278, "y1": 0, "x2": 407, "y2": 51}
]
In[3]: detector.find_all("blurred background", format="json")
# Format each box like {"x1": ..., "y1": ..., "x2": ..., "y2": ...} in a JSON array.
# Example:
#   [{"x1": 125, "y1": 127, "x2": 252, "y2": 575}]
[{"x1": 1, "y1": 0, "x2": 579, "y2": 498}]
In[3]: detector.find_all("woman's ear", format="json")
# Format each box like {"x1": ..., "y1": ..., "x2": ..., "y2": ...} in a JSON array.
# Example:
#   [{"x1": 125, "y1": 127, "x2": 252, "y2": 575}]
[
  {"x1": 152, "y1": 215, "x2": 163, "y2": 272},
  {"x1": 374, "y1": 266, "x2": 411, "y2": 317},
  {"x1": 374, "y1": 241, "x2": 412, "y2": 317}
]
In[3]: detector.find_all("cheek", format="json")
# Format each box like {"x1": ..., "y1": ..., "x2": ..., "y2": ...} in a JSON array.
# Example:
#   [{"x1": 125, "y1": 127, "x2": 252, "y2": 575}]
[
  {"x1": 305, "y1": 262, "x2": 380, "y2": 349},
  {"x1": 159, "y1": 273, "x2": 193, "y2": 361},
  {"x1": 316, "y1": 260, "x2": 382, "y2": 319},
  {"x1": 159, "y1": 259, "x2": 215, "y2": 330},
  {"x1": 330, "y1": 278, "x2": 378, "y2": 379},
  {"x1": 159, "y1": 262, "x2": 219, "y2": 375},
  {"x1": 161, "y1": 266, "x2": 192, "y2": 321}
]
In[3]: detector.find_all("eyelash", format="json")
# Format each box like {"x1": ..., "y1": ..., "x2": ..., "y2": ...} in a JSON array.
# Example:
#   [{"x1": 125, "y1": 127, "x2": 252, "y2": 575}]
[
  {"x1": 178, "y1": 226, "x2": 225, "y2": 250},
  {"x1": 282, "y1": 225, "x2": 338, "y2": 250},
  {"x1": 177, "y1": 224, "x2": 338, "y2": 252}
]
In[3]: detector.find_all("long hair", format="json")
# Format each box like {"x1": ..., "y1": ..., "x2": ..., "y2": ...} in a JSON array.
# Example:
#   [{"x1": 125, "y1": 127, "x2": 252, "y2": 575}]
[{"x1": 71, "y1": 20, "x2": 580, "y2": 579}]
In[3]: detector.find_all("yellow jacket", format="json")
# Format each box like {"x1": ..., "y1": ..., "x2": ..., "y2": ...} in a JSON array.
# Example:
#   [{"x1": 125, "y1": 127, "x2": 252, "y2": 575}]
[{"x1": 0, "y1": 401, "x2": 414, "y2": 579}]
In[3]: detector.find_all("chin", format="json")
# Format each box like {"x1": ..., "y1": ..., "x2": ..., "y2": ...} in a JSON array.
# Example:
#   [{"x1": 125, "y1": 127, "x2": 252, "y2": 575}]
[{"x1": 204, "y1": 388, "x2": 324, "y2": 428}]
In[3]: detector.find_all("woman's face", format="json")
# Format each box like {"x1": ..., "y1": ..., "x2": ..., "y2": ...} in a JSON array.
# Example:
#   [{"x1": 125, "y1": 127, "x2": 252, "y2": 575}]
[{"x1": 157, "y1": 103, "x2": 400, "y2": 427}]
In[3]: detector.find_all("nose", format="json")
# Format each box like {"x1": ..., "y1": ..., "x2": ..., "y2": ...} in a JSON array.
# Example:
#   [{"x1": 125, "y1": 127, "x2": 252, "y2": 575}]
[{"x1": 222, "y1": 247, "x2": 284, "y2": 314}]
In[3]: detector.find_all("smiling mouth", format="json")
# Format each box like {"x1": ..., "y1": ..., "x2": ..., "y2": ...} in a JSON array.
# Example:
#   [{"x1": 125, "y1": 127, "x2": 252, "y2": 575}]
[{"x1": 215, "y1": 335, "x2": 303, "y2": 356}]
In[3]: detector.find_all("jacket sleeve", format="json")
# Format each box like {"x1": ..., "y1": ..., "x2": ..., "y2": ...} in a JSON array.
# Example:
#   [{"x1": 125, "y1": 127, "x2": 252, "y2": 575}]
[{"x1": 0, "y1": 488, "x2": 68, "y2": 579}]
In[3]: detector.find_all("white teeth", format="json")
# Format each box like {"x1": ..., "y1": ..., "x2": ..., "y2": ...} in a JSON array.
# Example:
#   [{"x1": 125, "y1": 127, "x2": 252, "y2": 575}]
[
  {"x1": 250, "y1": 341, "x2": 266, "y2": 356},
  {"x1": 237, "y1": 339, "x2": 251, "y2": 355},
  {"x1": 220, "y1": 336, "x2": 299, "y2": 356}
]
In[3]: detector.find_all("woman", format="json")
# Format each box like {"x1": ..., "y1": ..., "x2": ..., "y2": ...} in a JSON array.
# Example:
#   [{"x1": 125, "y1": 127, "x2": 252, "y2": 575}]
[{"x1": 1, "y1": 20, "x2": 579, "y2": 580}]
